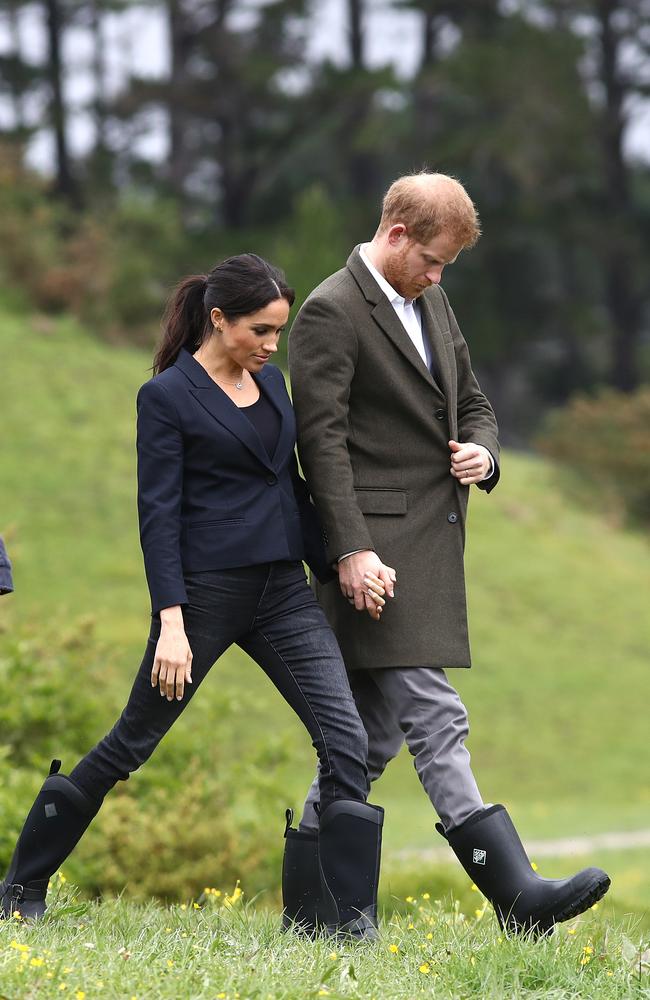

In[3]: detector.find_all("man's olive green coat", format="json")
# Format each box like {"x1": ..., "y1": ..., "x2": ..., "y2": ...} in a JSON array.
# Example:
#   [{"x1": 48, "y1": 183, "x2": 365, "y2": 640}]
[{"x1": 288, "y1": 247, "x2": 500, "y2": 671}]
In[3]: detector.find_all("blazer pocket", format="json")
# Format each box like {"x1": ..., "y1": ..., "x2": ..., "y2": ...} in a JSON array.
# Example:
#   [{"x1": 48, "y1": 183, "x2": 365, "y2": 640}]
[
  {"x1": 189, "y1": 518, "x2": 245, "y2": 527},
  {"x1": 354, "y1": 488, "x2": 407, "y2": 515}
]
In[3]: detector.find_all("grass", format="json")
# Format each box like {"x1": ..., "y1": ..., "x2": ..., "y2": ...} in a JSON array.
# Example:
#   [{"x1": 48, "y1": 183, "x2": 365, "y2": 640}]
[
  {"x1": 1, "y1": 307, "x2": 650, "y2": 934},
  {"x1": 0, "y1": 886, "x2": 648, "y2": 1000}
]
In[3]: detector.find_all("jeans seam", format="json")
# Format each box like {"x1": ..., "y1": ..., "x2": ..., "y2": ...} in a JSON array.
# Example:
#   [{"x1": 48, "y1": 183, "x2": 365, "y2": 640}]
[
  {"x1": 248, "y1": 565, "x2": 273, "y2": 632},
  {"x1": 255, "y1": 627, "x2": 337, "y2": 800}
]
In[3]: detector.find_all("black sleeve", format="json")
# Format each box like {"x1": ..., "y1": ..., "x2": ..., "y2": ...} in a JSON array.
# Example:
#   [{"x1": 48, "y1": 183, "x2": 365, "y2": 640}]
[{"x1": 136, "y1": 379, "x2": 188, "y2": 614}]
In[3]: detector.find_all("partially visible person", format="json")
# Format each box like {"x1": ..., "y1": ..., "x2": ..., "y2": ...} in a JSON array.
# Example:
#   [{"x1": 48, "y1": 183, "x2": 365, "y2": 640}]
[
  {"x1": 0, "y1": 254, "x2": 384, "y2": 939},
  {"x1": 0, "y1": 537, "x2": 13, "y2": 595}
]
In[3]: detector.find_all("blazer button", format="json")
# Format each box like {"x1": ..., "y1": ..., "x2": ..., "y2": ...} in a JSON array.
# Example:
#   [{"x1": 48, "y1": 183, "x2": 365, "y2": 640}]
[
  {"x1": 435, "y1": 408, "x2": 446, "y2": 420},
  {"x1": 447, "y1": 512, "x2": 458, "y2": 524},
  {"x1": 266, "y1": 474, "x2": 278, "y2": 485}
]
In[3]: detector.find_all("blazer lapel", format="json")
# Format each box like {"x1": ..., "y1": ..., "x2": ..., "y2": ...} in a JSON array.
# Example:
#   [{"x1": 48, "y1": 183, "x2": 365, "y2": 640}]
[
  {"x1": 346, "y1": 247, "x2": 442, "y2": 394},
  {"x1": 253, "y1": 367, "x2": 295, "y2": 468},
  {"x1": 174, "y1": 349, "x2": 274, "y2": 471}
]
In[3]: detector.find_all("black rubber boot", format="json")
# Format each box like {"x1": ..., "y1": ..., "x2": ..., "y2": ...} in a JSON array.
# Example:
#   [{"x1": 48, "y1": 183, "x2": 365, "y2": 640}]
[
  {"x1": 0, "y1": 760, "x2": 101, "y2": 920},
  {"x1": 281, "y1": 809, "x2": 325, "y2": 934},
  {"x1": 439, "y1": 805, "x2": 611, "y2": 933},
  {"x1": 318, "y1": 800, "x2": 384, "y2": 940}
]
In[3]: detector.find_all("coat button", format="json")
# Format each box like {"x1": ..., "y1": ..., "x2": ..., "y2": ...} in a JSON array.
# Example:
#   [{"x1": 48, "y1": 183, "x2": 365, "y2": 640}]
[
  {"x1": 447, "y1": 512, "x2": 458, "y2": 524},
  {"x1": 266, "y1": 474, "x2": 278, "y2": 485},
  {"x1": 435, "y1": 408, "x2": 446, "y2": 420}
]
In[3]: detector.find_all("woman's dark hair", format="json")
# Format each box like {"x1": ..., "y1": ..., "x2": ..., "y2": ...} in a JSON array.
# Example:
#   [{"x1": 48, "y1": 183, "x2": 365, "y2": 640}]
[{"x1": 153, "y1": 253, "x2": 295, "y2": 374}]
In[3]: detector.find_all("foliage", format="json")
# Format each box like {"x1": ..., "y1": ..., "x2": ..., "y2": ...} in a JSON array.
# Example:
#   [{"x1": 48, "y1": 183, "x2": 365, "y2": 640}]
[
  {"x1": 0, "y1": 621, "x2": 286, "y2": 903},
  {"x1": 0, "y1": 890, "x2": 647, "y2": 999},
  {"x1": 536, "y1": 387, "x2": 650, "y2": 527}
]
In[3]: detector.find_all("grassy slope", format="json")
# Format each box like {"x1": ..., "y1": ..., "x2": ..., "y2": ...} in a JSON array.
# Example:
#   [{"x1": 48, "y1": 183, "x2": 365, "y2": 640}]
[
  {"x1": 0, "y1": 890, "x2": 647, "y2": 1000},
  {"x1": 2, "y1": 309, "x2": 649, "y2": 919}
]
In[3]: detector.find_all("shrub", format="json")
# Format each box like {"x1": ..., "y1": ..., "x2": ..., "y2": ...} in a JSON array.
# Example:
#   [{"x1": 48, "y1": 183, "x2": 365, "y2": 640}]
[
  {"x1": 536, "y1": 387, "x2": 650, "y2": 528},
  {"x1": 0, "y1": 621, "x2": 289, "y2": 902}
]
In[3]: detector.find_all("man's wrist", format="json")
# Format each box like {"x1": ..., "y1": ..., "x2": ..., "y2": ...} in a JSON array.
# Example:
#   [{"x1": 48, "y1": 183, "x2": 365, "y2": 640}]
[{"x1": 337, "y1": 548, "x2": 373, "y2": 563}]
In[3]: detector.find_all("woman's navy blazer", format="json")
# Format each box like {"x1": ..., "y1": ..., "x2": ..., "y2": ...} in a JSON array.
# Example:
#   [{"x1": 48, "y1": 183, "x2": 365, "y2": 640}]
[{"x1": 137, "y1": 348, "x2": 331, "y2": 614}]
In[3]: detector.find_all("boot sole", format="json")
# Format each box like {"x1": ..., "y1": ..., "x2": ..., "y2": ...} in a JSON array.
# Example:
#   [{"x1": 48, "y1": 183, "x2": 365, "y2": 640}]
[{"x1": 536, "y1": 872, "x2": 611, "y2": 932}]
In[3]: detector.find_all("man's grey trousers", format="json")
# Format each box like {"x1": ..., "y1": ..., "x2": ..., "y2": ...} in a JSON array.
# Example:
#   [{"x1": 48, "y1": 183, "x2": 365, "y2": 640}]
[{"x1": 300, "y1": 666, "x2": 484, "y2": 834}]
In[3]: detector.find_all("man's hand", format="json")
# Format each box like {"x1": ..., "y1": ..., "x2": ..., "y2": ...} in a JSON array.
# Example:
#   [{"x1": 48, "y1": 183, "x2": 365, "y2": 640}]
[
  {"x1": 449, "y1": 440, "x2": 492, "y2": 485},
  {"x1": 152, "y1": 606, "x2": 193, "y2": 701},
  {"x1": 338, "y1": 550, "x2": 396, "y2": 621}
]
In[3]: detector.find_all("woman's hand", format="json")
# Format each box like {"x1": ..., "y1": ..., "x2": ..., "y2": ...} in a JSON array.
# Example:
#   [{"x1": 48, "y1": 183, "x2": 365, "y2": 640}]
[{"x1": 151, "y1": 606, "x2": 193, "y2": 701}]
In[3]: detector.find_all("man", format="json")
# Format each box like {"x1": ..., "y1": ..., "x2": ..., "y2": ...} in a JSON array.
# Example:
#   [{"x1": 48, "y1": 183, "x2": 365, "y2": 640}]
[{"x1": 283, "y1": 172, "x2": 609, "y2": 933}]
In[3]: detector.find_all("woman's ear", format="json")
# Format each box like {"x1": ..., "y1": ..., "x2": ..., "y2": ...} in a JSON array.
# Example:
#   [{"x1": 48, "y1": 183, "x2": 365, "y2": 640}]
[{"x1": 210, "y1": 307, "x2": 224, "y2": 333}]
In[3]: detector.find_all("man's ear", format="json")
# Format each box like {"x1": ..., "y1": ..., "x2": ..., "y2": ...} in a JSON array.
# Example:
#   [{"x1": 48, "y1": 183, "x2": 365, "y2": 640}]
[{"x1": 387, "y1": 224, "x2": 407, "y2": 247}]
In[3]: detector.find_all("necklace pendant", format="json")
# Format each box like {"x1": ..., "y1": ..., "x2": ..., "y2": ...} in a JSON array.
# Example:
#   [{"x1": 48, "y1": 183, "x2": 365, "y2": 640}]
[{"x1": 235, "y1": 381, "x2": 244, "y2": 390}]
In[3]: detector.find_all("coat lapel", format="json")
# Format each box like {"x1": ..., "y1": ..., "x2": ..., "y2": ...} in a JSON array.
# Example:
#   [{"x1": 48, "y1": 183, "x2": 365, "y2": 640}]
[
  {"x1": 174, "y1": 349, "x2": 275, "y2": 471},
  {"x1": 419, "y1": 293, "x2": 457, "y2": 427},
  {"x1": 346, "y1": 247, "x2": 444, "y2": 398}
]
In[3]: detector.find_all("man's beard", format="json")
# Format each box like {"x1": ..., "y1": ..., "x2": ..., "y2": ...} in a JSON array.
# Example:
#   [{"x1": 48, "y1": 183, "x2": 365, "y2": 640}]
[{"x1": 384, "y1": 247, "x2": 425, "y2": 301}]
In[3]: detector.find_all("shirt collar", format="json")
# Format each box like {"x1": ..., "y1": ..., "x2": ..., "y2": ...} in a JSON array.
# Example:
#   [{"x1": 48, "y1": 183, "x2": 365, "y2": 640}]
[{"x1": 359, "y1": 243, "x2": 410, "y2": 308}]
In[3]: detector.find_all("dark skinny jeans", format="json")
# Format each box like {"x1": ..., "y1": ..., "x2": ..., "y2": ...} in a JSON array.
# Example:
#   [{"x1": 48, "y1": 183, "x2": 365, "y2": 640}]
[{"x1": 71, "y1": 562, "x2": 369, "y2": 813}]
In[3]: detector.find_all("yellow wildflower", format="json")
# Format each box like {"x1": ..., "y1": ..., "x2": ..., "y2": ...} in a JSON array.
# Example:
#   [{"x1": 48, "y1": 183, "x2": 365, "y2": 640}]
[
  {"x1": 13, "y1": 910, "x2": 22, "y2": 920},
  {"x1": 584, "y1": 946, "x2": 593, "y2": 955},
  {"x1": 30, "y1": 957, "x2": 44, "y2": 967},
  {"x1": 567, "y1": 927, "x2": 577, "y2": 935},
  {"x1": 180, "y1": 904, "x2": 187, "y2": 911},
  {"x1": 318, "y1": 991, "x2": 329, "y2": 997},
  {"x1": 76, "y1": 992, "x2": 86, "y2": 1000},
  {"x1": 405, "y1": 895, "x2": 415, "y2": 903},
  {"x1": 389, "y1": 944, "x2": 399, "y2": 953},
  {"x1": 10, "y1": 941, "x2": 30, "y2": 952},
  {"x1": 167, "y1": 960, "x2": 174, "y2": 968},
  {"x1": 422, "y1": 892, "x2": 430, "y2": 900},
  {"x1": 426, "y1": 932, "x2": 433, "y2": 940},
  {"x1": 329, "y1": 952, "x2": 338, "y2": 960},
  {"x1": 419, "y1": 963, "x2": 430, "y2": 975},
  {"x1": 470, "y1": 883, "x2": 479, "y2": 892},
  {"x1": 531, "y1": 862, "x2": 538, "y2": 872},
  {"x1": 591, "y1": 902, "x2": 599, "y2": 911},
  {"x1": 408, "y1": 922, "x2": 415, "y2": 930}
]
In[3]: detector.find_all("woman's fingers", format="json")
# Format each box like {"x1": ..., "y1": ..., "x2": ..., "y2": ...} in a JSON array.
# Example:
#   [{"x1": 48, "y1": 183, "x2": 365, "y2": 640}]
[
  {"x1": 363, "y1": 592, "x2": 382, "y2": 621},
  {"x1": 363, "y1": 574, "x2": 385, "y2": 604},
  {"x1": 151, "y1": 657, "x2": 161, "y2": 688}
]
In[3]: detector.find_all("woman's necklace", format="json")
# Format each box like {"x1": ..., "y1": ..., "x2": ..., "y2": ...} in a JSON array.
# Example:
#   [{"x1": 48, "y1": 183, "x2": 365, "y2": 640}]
[{"x1": 214, "y1": 373, "x2": 246, "y2": 390}]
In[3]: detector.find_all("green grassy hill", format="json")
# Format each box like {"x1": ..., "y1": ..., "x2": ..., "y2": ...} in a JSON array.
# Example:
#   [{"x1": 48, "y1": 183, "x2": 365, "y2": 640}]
[{"x1": 2, "y1": 309, "x2": 649, "y2": 920}]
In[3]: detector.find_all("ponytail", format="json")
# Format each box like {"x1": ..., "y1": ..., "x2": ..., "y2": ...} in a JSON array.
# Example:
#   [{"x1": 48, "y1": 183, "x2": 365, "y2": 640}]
[{"x1": 153, "y1": 275, "x2": 208, "y2": 375}]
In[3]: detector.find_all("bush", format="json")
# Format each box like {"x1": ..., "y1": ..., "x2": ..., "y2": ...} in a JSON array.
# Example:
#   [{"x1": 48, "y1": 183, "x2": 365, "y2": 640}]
[
  {"x1": 0, "y1": 620, "x2": 289, "y2": 903},
  {"x1": 536, "y1": 387, "x2": 650, "y2": 528}
]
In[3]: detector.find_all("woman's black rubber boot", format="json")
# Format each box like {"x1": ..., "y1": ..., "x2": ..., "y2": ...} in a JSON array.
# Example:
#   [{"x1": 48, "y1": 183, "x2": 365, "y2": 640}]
[
  {"x1": 440, "y1": 804, "x2": 611, "y2": 933},
  {"x1": 0, "y1": 760, "x2": 101, "y2": 920},
  {"x1": 281, "y1": 809, "x2": 325, "y2": 934},
  {"x1": 318, "y1": 800, "x2": 384, "y2": 940}
]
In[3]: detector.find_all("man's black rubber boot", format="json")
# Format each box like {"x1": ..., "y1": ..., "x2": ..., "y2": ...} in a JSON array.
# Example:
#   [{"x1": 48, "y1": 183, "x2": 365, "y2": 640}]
[
  {"x1": 0, "y1": 760, "x2": 101, "y2": 920},
  {"x1": 281, "y1": 809, "x2": 325, "y2": 935},
  {"x1": 318, "y1": 800, "x2": 384, "y2": 940},
  {"x1": 439, "y1": 805, "x2": 611, "y2": 934}
]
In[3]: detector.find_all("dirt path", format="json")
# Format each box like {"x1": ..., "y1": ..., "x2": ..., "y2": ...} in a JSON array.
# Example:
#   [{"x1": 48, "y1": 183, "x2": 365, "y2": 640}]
[{"x1": 392, "y1": 829, "x2": 650, "y2": 864}]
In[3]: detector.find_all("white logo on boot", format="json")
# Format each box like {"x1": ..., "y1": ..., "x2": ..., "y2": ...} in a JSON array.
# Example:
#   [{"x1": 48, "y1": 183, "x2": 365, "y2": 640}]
[
  {"x1": 472, "y1": 848, "x2": 486, "y2": 865},
  {"x1": 44, "y1": 803, "x2": 57, "y2": 818}
]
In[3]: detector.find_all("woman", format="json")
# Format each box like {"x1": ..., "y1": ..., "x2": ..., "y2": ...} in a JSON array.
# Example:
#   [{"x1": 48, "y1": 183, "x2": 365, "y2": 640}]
[{"x1": 0, "y1": 254, "x2": 385, "y2": 939}]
